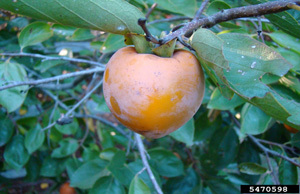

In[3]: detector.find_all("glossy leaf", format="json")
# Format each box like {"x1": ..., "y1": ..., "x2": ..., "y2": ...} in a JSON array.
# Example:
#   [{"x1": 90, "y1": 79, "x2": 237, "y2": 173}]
[
  {"x1": 238, "y1": 162, "x2": 267, "y2": 175},
  {"x1": 0, "y1": 117, "x2": 14, "y2": 146},
  {"x1": 0, "y1": 0, "x2": 144, "y2": 35},
  {"x1": 0, "y1": 61, "x2": 28, "y2": 113},
  {"x1": 154, "y1": 0, "x2": 197, "y2": 18},
  {"x1": 129, "y1": 175, "x2": 151, "y2": 194},
  {"x1": 18, "y1": 22, "x2": 53, "y2": 49},
  {"x1": 279, "y1": 159, "x2": 298, "y2": 185},
  {"x1": 268, "y1": 31, "x2": 300, "y2": 55},
  {"x1": 100, "y1": 34, "x2": 126, "y2": 53},
  {"x1": 208, "y1": 88, "x2": 245, "y2": 110},
  {"x1": 51, "y1": 138, "x2": 79, "y2": 158},
  {"x1": 70, "y1": 159, "x2": 109, "y2": 189},
  {"x1": 4, "y1": 135, "x2": 30, "y2": 170},
  {"x1": 90, "y1": 176, "x2": 125, "y2": 194},
  {"x1": 241, "y1": 103, "x2": 274, "y2": 135},
  {"x1": 148, "y1": 148, "x2": 184, "y2": 177},
  {"x1": 67, "y1": 28, "x2": 95, "y2": 41},
  {"x1": 25, "y1": 124, "x2": 45, "y2": 154},
  {"x1": 169, "y1": 118, "x2": 194, "y2": 146}
]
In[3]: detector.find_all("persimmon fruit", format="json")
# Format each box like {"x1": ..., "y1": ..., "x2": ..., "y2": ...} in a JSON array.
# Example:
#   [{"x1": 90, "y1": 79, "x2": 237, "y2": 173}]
[
  {"x1": 103, "y1": 47, "x2": 205, "y2": 138},
  {"x1": 59, "y1": 182, "x2": 76, "y2": 194},
  {"x1": 284, "y1": 124, "x2": 298, "y2": 134}
]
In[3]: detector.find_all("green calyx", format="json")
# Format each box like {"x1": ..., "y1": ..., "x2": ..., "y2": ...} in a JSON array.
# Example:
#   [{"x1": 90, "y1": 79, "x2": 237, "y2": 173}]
[{"x1": 125, "y1": 33, "x2": 177, "y2": 58}]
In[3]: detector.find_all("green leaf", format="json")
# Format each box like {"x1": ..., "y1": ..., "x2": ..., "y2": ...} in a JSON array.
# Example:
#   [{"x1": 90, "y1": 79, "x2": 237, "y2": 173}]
[
  {"x1": 148, "y1": 148, "x2": 184, "y2": 177},
  {"x1": 169, "y1": 118, "x2": 194, "y2": 146},
  {"x1": 0, "y1": 0, "x2": 144, "y2": 35},
  {"x1": 52, "y1": 24, "x2": 76, "y2": 36},
  {"x1": 207, "y1": 88, "x2": 245, "y2": 110},
  {"x1": 70, "y1": 159, "x2": 108, "y2": 189},
  {"x1": 291, "y1": 132, "x2": 300, "y2": 149},
  {"x1": 217, "y1": 33, "x2": 300, "y2": 129},
  {"x1": 279, "y1": 159, "x2": 298, "y2": 185},
  {"x1": 0, "y1": 61, "x2": 28, "y2": 113},
  {"x1": 40, "y1": 157, "x2": 59, "y2": 177},
  {"x1": 100, "y1": 148, "x2": 119, "y2": 161},
  {"x1": 51, "y1": 138, "x2": 79, "y2": 158},
  {"x1": 238, "y1": 162, "x2": 267, "y2": 175},
  {"x1": 129, "y1": 175, "x2": 151, "y2": 194},
  {"x1": 191, "y1": 28, "x2": 229, "y2": 70},
  {"x1": 245, "y1": 0, "x2": 300, "y2": 38},
  {"x1": 206, "y1": 178, "x2": 240, "y2": 194},
  {"x1": 107, "y1": 150, "x2": 135, "y2": 186},
  {"x1": 18, "y1": 21, "x2": 53, "y2": 50},
  {"x1": 154, "y1": 0, "x2": 197, "y2": 18},
  {"x1": 54, "y1": 110, "x2": 79, "y2": 135},
  {"x1": 4, "y1": 135, "x2": 30, "y2": 170},
  {"x1": 201, "y1": 127, "x2": 239, "y2": 171},
  {"x1": 34, "y1": 59, "x2": 66, "y2": 73},
  {"x1": 268, "y1": 31, "x2": 300, "y2": 55},
  {"x1": 90, "y1": 176, "x2": 125, "y2": 194},
  {"x1": 24, "y1": 124, "x2": 45, "y2": 154},
  {"x1": 164, "y1": 167, "x2": 198, "y2": 194},
  {"x1": 126, "y1": 34, "x2": 152, "y2": 54},
  {"x1": 241, "y1": 103, "x2": 274, "y2": 135},
  {"x1": 206, "y1": 1, "x2": 230, "y2": 15},
  {"x1": 100, "y1": 34, "x2": 126, "y2": 53},
  {"x1": 279, "y1": 74, "x2": 300, "y2": 95},
  {"x1": 0, "y1": 117, "x2": 14, "y2": 146},
  {"x1": 67, "y1": 28, "x2": 95, "y2": 41},
  {"x1": 276, "y1": 48, "x2": 300, "y2": 71}
]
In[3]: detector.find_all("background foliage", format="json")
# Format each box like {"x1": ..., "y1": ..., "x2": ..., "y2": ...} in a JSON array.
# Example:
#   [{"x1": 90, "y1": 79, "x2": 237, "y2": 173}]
[{"x1": 0, "y1": 0, "x2": 300, "y2": 193}]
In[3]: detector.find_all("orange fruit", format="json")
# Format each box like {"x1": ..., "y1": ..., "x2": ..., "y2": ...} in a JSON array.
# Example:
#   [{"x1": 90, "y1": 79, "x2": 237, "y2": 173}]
[
  {"x1": 103, "y1": 47, "x2": 205, "y2": 138},
  {"x1": 284, "y1": 124, "x2": 298, "y2": 134},
  {"x1": 59, "y1": 182, "x2": 76, "y2": 194}
]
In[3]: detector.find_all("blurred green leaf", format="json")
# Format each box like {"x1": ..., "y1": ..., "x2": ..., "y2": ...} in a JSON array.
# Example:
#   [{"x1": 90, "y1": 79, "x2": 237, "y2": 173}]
[
  {"x1": 206, "y1": 1, "x2": 230, "y2": 15},
  {"x1": 208, "y1": 88, "x2": 245, "y2": 110},
  {"x1": 0, "y1": 117, "x2": 14, "y2": 146},
  {"x1": 40, "y1": 157, "x2": 59, "y2": 177},
  {"x1": 54, "y1": 110, "x2": 79, "y2": 135},
  {"x1": 100, "y1": 34, "x2": 126, "y2": 53},
  {"x1": 279, "y1": 74, "x2": 300, "y2": 95},
  {"x1": 70, "y1": 159, "x2": 109, "y2": 189},
  {"x1": 51, "y1": 138, "x2": 79, "y2": 158},
  {"x1": 206, "y1": 178, "x2": 240, "y2": 194},
  {"x1": 108, "y1": 150, "x2": 135, "y2": 186},
  {"x1": 52, "y1": 24, "x2": 76, "y2": 36},
  {"x1": 34, "y1": 59, "x2": 66, "y2": 73},
  {"x1": 0, "y1": 61, "x2": 28, "y2": 113},
  {"x1": 18, "y1": 21, "x2": 53, "y2": 50},
  {"x1": 291, "y1": 132, "x2": 300, "y2": 149},
  {"x1": 24, "y1": 124, "x2": 45, "y2": 154},
  {"x1": 238, "y1": 162, "x2": 267, "y2": 175},
  {"x1": 268, "y1": 31, "x2": 300, "y2": 55},
  {"x1": 164, "y1": 167, "x2": 198, "y2": 194},
  {"x1": 148, "y1": 148, "x2": 184, "y2": 177},
  {"x1": 100, "y1": 148, "x2": 119, "y2": 161},
  {"x1": 169, "y1": 118, "x2": 194, "y2": 146},
  {"x1": 0, "y1": 0, "x2": 144, "y2": 35},
  {"x1": 129, "y1": 175, "x2": 151, "y2": 194},
  {"x1": 241, "y1": 103, "x2": 274, "y2": 135},
  {"x1": 154, "y1": 0, "x2": 197, "y2": 18},
  {"x1": 276, "y1": 48, "x2": 300, "y2": 71},
  {"x1": 90, "y1": 176, "x2": 126, "y2": 194},
  {"x1": 4, "y1": 135, "x2": 29, "y2": 170},
  {"x1": 279, "y1": 159, "x2": 298, "y2": 185},
  {"x1": 67, "y1": 29, "x2": 95, "y2": 41}
]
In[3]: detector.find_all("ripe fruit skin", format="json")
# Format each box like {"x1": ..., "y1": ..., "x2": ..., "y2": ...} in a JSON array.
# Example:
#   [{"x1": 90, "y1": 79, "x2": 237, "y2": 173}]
[
  {"x1": 284, "y1": 124, "x2": 298, "y2": 134},
  {"x1": 59, "y1": 182, "x2": 76, "y2": 194},
  {"x1": 103, "y1": 47, "x2": 205, "y2": 138}
]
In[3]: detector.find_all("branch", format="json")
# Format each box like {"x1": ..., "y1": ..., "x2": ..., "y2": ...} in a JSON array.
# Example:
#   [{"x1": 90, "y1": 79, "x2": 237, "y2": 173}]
[
  {"x1": 226, "y1": 111, "x2": 300, "y2": 168},
  {"x1": 148, "y1": 16, "x2": 192, "y2": 25},
  {"x1": 0, "y1": 67, "x2": 104, "y2": 91},
  {"x1": 135, "y1": 133, "x2": 163, "y2": 194},
  {"x1": 161, "y1": 0, "x2": 300, "y2": 43},
  {"x1": 40, "y1": 75, "x2": 88, "y2": 91},
  {"x1": 194, "y1": 0, "x2": 210, "y2": 20},
  {"x1": 0, "y1": 52, "x2": 105, "y2": 67}
]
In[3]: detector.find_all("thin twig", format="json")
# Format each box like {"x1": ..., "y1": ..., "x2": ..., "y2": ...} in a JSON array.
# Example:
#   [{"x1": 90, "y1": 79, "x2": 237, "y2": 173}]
[
  {"x1": 194, "y1": 0, "x2": 210, "y2": 20},
  {"x1": 264, "y1": 151, "x2": 280, "y2": 185},
  {"x1": 226, "y1": 111, "x2": 300, "y2": 168},
  {"x1": 138, "y1": 18, "x2": 161, "y2": 44},
  {"x1": 235, "y1": 17, "x2": 270, "y2": 23},
  {"x1": 145, "y1": 3, "x2": 158, "y2": 19},
  {"x1": 0, "y1": 52, "x2": 105, "y2": 67},
  {"x1": 0, "y1": 67, "x2": 104, "y2": 91},
  {"x1": 257, "y1": 16, "x2": 265, "y2": 44},
  {"x1": 135, "y1": 133, "x2": 163, "y2": 194},
  {"x1": 161, "y1": 0, "x2": 300, "y2": 43}
]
